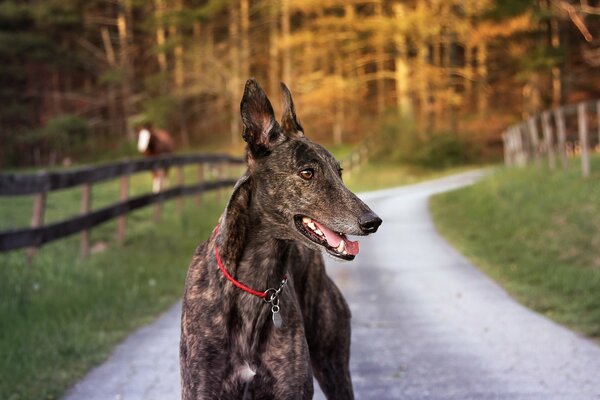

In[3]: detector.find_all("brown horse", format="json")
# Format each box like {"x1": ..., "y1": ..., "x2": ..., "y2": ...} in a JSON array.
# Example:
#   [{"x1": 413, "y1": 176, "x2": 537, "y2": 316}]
[{"x1": 137, "y1": 126, "x2": 175, "y2": 192}]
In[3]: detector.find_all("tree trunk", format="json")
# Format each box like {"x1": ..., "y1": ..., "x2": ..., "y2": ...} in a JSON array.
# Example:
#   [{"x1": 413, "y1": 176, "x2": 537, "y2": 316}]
[
  {"x1": 101, "y1": 26, "x2": 119, "y2": 135},
  {"x1": 240, "y1": 0, "x2": 250, "y2": 82},
  {"x1": 345, "y1": 3, "x2": 362, "y2": 138},
  {"x1": 117, "y1": 0, "x2": 134, "y2": 142},
  {"x1": 393, "y1": 4, "x2": 411, "y2": 118},
  {"x1": 447, "y1": 33, "x2": 458, "y2": 133},
  {"x1": 193, "y1": 21, "x2": 202, "y2": 80},
  {"x1": 464, "y1": 44, "x2": 474, "y2": 112},
  {"x1": 171, "y1": 0, "x2": 189, "y2": 146},
  {"x1": 333, "y1": 55, "x2": 344, "y2": 146},
  {"x1": 171, "y1": 2, "x2": 184, "y2": 89},
  {"x1": 268, "y1": 0, "x2": 280, "y2": 95},
  {"x1": 394, "y1": 45, "x2": 411, "y2": 117},
  {"x1": 434, "y1": 37, "x2": 444, "y2": 131},
  {"x1": 374, "y1": 0, "x2": 385, "y2": 115},
  {"x1": 416, "y1": 41, "x2": 430, "y2": 135},
  {"x1": 229, "y1": 3, "x2": 241, "y2": 145},
  {"x1": 550, "y1": 9, "x2": 561, "y2": 107},
  {"x1": 154, "y1": 0, "x2": 168, "y2": 73},
  {"x1": 281, "y1": 0, "x2": 291, "y2": 85},
  {"x1": 52, "y1": 70, "x2": 63, "y2": 115},
  {"x1": 476, "y1": 42, "x2": 488, "y2": 116},
  {"x1": 203, "y1": 22, "x2": 217, "y2": 135}
]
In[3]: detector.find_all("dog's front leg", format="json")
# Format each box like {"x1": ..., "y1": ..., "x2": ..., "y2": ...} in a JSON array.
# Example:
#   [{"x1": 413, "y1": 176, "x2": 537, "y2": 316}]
[
  {"x1": 294, "y1": 255, "x2": 355, "y2": 400},
  {"x1": 309, "y1": 277, "x2": 354, "y2": 400}
]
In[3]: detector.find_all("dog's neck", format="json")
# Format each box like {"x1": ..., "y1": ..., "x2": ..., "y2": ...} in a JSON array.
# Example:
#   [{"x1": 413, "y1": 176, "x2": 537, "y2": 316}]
[
  {"x1": 217, "y1": 174, "x2": 291, "y2": 293},
  {"x1": 215, "y1": 187, "x2": 292, "y2": 358},
  {"x1": 237, "y1": 223, "x2": 289, "y2": 290}
]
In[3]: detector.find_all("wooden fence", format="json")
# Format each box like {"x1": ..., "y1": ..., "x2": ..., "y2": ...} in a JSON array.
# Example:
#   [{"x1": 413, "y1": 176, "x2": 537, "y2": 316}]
[
  {"x1": 341, "y1": 135, "x2": 376, "y2": 176},
  {"x1": 0, "y1": 153, "x2": 244, "y2": 260},
  {"x1": 502, "y1": 99, "x2": 600, "y2": 177}
]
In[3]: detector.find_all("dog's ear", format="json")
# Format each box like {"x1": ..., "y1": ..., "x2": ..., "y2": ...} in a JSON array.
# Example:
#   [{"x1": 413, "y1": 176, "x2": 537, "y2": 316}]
[
  {"x1": 280, "y1": 82, "x2": 304, "y2": 138},
  {"x1": 240, "y1": 78, "x2": 283, "y2": 158}
]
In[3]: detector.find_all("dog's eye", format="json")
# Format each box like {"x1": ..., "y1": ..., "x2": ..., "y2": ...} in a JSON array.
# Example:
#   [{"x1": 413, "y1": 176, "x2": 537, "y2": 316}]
[{"x1": 299, "y1": 168, "x2": 314, "y2": 180}]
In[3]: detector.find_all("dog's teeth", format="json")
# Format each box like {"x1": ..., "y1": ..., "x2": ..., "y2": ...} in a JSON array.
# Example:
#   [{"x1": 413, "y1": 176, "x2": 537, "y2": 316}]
[
  {"x1": 307, "y1": 222, "x2": 316, "y2": 230},
  {"x1": 342, "y1": 250, "x2": 348, "y2": 255},
  {"x1": 314, "y1": 229, "x2": 323, "y2": 236},
  {"x1": 302, "y1": 217, "x2": 311, "y2": 224},
  {"x1": 337, "y1": 241, "x2": 345, "y2": 252}
]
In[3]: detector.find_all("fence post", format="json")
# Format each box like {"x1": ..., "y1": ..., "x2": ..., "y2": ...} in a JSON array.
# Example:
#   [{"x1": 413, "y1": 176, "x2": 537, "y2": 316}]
[
  {"x1": 515, "y1": 125, "x2": 526, "y2": 165},
  {"x1": 527, "y1": 117, "x2": 541, "y2": 166},
  {"x1": 578, "y1": 102, "x2": 590, "y2": 178},
  {"x1": 217, "y1": 161, "x2": 226, "y2": 202},
  {"x1": 506, "y1": 130, "x2": 513, "y2": 166},
  {"x1": 227, "y1": 162, "x2": 238, "y2": 187},
  {"x1": 176, "y1": 165, "x2": 184, "y2": 213},
  {"x1": 26, "y1": 191, "x2": 47, "y2": 263},
  {"x1": 229, "y1": 161, "x2": 235, "y2": 178},
  {"x1": 502, "y1": 132, "x2": 509, "y2": 166},
  {"x1": 80, "y1": 183, "x2": 92, "y2": 258},
  {"x1": 196, "y1": 164, "x2": 204, "y2": 206},
  {"x1": 507, "y1": 129, "x2": 514, "y2": 166},
  {"x1": 553, "y1": 107, "x2": 569, "y2": 169},
  {"x1": 509, "y1": 128, "x2": 516, "y2": 166},
  {"x1": 352, "y1": 152, "x2": 360, "y2": 174},
  {"x1": 541, "y1": 111, "x2": 556, "y2": 170},
  {"x1": 517, "y1": 125, "x2": 525, "y2": 164},
  {"x1": 597, "y1": 100, "x2": 600, "y2": 151},
  {"x1": 517, "y1": 128, "x2": 523, "y2": 165},
  {"x1": 361, "y1": 145, "x2": 369, "y2": 165},
  {"x1": 117, "y1": 174, "x2": 129, "y2": 245},
  {"x1": 154, "y1": 170, "x2": 165, "y2": 222}
]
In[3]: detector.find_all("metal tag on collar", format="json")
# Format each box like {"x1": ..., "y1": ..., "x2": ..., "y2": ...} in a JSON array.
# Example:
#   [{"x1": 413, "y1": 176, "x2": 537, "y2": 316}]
[
  {"x1": 264, "y1": 277, "x2": 288, "y2": 329},
  {"x1": 271, "y1": 297, "x2": 282, "y2": 329}
]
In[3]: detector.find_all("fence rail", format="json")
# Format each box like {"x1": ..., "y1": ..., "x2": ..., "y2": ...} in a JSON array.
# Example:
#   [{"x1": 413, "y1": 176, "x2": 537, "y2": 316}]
[
  {"x1": 0, "y1": 153, "x2": 244, "y2": 259},
  {"x1": 0, "y1": 153, "x2": 241, "y2": 196},
  {"x1": 502, "y1": 99, "x2": 600, "y2": 177}
]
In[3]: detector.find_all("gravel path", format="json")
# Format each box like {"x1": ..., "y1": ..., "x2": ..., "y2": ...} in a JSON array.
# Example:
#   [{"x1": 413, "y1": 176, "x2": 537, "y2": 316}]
[{"x1": 63, "y1": 171, "x2": 600, "y2": 400}]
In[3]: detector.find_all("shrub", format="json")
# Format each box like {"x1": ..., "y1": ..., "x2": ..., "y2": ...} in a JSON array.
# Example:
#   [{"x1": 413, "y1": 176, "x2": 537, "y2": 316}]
[
  {"x1": 17, "y1": 114, "x2": 90, "y2": 165},
  {"x1": 414, "y1": 132, "x2": 477, "y2": 168},
  {"x1": 372, "y1": 114, "x2": 478, "y2": 168},
  {"x1": 41, "y1": 114, "x2": 90, "y2": 154}
]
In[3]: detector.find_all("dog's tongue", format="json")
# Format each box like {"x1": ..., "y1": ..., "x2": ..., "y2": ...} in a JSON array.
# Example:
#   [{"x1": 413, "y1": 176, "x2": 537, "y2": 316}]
[{"x1": 313, "y1": 221, "x2": 360, "y2": 256}]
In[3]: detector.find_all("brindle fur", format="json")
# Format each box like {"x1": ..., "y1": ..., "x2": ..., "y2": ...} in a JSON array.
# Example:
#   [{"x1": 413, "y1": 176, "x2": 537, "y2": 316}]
[{"x1": 180, "y1": 79, "x2": 382, "y2": 400}]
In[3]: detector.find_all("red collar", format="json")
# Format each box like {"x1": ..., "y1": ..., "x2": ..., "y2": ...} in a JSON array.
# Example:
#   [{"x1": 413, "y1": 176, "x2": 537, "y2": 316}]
[{"x1": 214, "y1": 224, "x2": 287, "y2": 300}]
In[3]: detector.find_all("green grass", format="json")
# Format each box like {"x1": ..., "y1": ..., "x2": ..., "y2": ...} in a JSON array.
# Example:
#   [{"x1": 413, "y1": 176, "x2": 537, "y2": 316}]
[
  {"x1": 344, "y1": 161, "x2": 477, "y2": 192},
  {"x1": 430, "y1": 156, "x2": 600, "y2": 340},
  {"x1": 0, "y1": 157, "x2": 473, "y2": 400},
  {"x1": 0, "y1": 167, "x2": 228, "y2": 400}
]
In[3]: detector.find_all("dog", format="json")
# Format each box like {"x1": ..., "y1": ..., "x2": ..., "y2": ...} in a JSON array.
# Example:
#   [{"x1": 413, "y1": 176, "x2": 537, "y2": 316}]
[
  {"x1": 180, "y1": 78, "x2": 382, "y2": 400},
  {"x1": 137, "y1": 125, "x2": 174, "y2": 192}
]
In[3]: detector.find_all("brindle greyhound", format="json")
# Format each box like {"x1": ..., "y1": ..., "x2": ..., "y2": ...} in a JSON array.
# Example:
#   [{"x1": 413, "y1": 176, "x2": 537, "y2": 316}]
[{"x1": 180, "y1": 78, "x2": 382, "y2": 400}]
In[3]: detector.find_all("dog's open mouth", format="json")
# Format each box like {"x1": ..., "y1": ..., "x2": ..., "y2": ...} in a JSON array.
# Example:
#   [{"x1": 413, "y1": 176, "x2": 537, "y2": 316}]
[{"x1": 294, "y1": 215, "x2": 359, "y2": 260}]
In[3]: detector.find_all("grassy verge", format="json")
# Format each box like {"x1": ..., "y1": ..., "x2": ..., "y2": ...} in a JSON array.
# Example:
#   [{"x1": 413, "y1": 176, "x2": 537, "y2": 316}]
[
  {"x1": 430, "y1": 156, "x2": 600, "y2": 340},
  {"x1": 0, "y1": 168, "x2": 227, "y2": 400},
  {"x1": 0, "y1": 158, "x2": 472, "y2": 400},
  {"x1": 344, "y1": 161, "x2": 477, "y2": 192}
]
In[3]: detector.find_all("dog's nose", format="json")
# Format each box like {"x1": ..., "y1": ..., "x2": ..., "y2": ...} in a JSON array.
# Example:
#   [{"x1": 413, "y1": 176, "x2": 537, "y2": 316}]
[{"x1": 359, "y1": 212, "x2": 382, "y2": 234}]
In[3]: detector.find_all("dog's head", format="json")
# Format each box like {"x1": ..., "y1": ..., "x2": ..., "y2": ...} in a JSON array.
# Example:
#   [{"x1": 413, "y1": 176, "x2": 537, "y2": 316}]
[{"x1": 239, "y1": 78, "x2": 381, "y2": 261}]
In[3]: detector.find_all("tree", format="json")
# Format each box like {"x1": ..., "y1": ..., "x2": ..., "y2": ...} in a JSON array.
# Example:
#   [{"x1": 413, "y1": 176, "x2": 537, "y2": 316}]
[{"x1": 1, "y1": 0, "x2": 598, "y2": 167}]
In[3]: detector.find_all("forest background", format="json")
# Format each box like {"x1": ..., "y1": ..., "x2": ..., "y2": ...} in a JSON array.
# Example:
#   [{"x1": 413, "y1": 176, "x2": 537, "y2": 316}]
[{"x1": 1, "y1": 0, "x2": 599, "y2": 168}]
